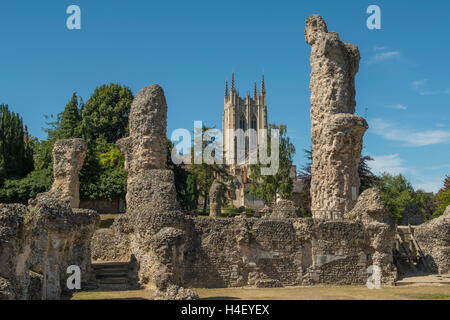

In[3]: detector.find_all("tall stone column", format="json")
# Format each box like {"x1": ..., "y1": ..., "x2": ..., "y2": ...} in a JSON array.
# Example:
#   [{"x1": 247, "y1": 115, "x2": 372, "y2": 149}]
[
  {"x1": 305, "y1": 15, "x2": 368, "y2": 219},
  {"x1": 48, "y1": 138, "x2": 87, "y2": 208},
  {"x1": 209, "y1": 180, "x2": 224, "y2": 217},
  {"x1": 117, "y1": 84, "x2": 178, "y2": 213}
]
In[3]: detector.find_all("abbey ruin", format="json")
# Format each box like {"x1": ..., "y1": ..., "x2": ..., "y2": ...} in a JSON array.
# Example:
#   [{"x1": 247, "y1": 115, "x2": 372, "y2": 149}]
[{"x1": 1, "y1": 15, "x2": 449, "y2": 300}]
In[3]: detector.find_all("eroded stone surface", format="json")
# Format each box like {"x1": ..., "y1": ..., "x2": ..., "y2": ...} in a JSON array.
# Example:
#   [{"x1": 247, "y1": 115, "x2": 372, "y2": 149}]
[
  {"x1": 305, "y1": 15, "x2": 368, "y2": 219},
  {"x1": 113, "y1": 85, "x2": 197, "y2": 299},
  {"x1": 415, "y1": 206, "x2": 450, "y2": 274},
  {"x1": 117, "y1": 85, "x2": 169, "y2": 212},
  {"x1": 41, "y1": 139, "x2": 86, "y2": 208},
  {"x1": 270, "y1": 200, "x2": 298, "y2": 219},
  {"x1": 0, "y1": 197, "x2": 99, "y2": 300},
  {"x1": 209, "y1": 180, "x2": 225, "y2": 217}
]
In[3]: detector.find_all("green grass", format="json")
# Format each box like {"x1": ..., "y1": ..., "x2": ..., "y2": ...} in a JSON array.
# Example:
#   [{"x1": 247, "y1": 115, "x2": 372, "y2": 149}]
[{"x1": 71, "y1": 285, "x2": 450, "y2": 300}]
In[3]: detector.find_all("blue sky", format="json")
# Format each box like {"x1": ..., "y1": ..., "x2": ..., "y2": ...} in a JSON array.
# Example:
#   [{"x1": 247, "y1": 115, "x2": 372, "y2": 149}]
[{"x1": 0, "y1": 0, "x2": 449, "y2": 192}]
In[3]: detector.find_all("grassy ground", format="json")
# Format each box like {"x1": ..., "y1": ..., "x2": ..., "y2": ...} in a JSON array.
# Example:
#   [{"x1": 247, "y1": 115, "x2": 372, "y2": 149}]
[{"x1": 71, "y1": 285, "x2": 450, "y2": 300}]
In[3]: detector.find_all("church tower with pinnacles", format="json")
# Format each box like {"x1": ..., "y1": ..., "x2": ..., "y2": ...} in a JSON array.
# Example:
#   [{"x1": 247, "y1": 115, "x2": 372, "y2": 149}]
[
  {"x1": 222, "y1": 73, "x2": 268, "y2": 208},
  {"x1": 222, "y1": 73, "x2": 268, "y2": 164}
]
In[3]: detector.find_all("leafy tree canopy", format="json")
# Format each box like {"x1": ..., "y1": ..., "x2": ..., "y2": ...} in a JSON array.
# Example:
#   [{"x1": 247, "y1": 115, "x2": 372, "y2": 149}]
[
  {"x1": 80, "y1": 84, "x2": 133, "y2": 143},
  {"x1": 0, "y1": 104, "x2": 33, "y2": 185},
  {"x1": 373, "y1": 172, "x2": 431, "y2": 223},
  {"x1": 249, "y1": 124, "x2": 295, "y2": 205}
]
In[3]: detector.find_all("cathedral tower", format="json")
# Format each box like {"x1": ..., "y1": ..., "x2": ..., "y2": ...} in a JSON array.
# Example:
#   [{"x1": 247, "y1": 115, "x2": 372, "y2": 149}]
[{"x1": 222, "y1": 73, "x2": 268, "y2": 164}]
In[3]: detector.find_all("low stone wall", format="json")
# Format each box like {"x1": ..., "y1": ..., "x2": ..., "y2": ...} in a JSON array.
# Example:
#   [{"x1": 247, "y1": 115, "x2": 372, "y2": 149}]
[
  {"x1": 91, "y1": 215, "x2": 132, "y2": 262},
  {"x1": 415, "y1": 206, "x2": 450, "y2": 274},
  {"x1": 91, "y1": 214, "x2": 397, "y2": 288},
  {"x1": 0, "y1": 197, "x2": 99, "y2": 300},
  {"x1": 183, "y1": 217, "x2": 395, "y2": 287}
]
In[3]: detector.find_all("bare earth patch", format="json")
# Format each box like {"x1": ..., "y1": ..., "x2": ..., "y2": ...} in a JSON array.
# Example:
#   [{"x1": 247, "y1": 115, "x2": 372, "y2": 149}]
[{"x1": 71, "y1": 285, "x2": 450, "y2": 300}]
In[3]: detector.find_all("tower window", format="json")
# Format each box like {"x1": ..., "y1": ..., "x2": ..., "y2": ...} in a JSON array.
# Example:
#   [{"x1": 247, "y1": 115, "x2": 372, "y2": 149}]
[
  {"x1": 239, "y1": 116, "x2": 246, "y2": 131},
  {"x1": 251, "y1": 116, "x2": 257, "y2": 130}
]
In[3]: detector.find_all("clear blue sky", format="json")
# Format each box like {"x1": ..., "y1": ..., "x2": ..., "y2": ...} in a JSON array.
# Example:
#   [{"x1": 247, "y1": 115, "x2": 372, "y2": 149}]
[{"x1": 1, "y1": 0, "x2": 449, "y2": 192}]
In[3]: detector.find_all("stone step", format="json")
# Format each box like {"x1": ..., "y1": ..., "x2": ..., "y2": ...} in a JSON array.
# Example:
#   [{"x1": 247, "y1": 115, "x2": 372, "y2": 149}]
[
  {"x1": 95, "y1": 268, "x2": 128, "y2": 274},
  {"x1": 92, "y1": 262, "x2": 130, "y2": 269},
  {"x1": 94, "y1": 266, "x2": 129, "y2": 272},
  {"x1": 97, "y1": 277, "x2": 129, "y2": 285},
  {"x1": 95, "y1": 272, "x2": 128, "y2": 279},
  {"x1": 91, "y1": 261, "x2": 133, "y2": 290}
]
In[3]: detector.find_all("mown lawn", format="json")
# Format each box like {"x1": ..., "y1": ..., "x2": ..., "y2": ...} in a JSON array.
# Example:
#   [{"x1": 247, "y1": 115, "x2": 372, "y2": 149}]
[{"x1": 71, "y1": 285, "x2": 450, "y2": 300}]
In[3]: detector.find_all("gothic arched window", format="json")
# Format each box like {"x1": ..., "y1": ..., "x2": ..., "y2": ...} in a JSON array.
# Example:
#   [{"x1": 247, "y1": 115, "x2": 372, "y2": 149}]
[
  {"x1": 239, "y1": 115, "x2": 246, "y2": 131},
  {"x1": 250, "y1": 115, "x2": 257, "y2": 130}
]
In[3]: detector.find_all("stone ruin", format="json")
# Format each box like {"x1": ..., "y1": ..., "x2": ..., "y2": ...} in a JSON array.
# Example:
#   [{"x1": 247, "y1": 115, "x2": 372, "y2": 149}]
[
  {"x1": 0, "y1": 139, "x2": 99, "y2": 300},
  {"x1": 209, "y1": 179, "x2": 225, "y2": 217},
  {"x1": 2, "y1": 15, "x2": 449, "y2": 300},
  {"x1": 44, "y1": 138, "x2": 87, "y2": 208},
  {"x1": 91, "y1": 32, "x2": 399, "y2": 292},
  {"x1": 305, "y1": 15, "x2": 368, "y2": 219},
  {"x1": 270, "y1": 200, "x2": 298, "y2": 219},
  {"x1": 116, "y1": 85, "x2": 172, "y2": 212},
  {"x1": 114, "y1": 85, "x2": 198, "y2": 299},
  {"x1": 414, "y1": 206, "x2": 450, "y2": 274}
]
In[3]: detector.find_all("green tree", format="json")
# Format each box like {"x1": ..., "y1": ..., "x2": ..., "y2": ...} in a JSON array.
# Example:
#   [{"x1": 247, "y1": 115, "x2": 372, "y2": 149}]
[
  {"x1": 0, "y1": 104, "x2": 33, "y2": 185},
  {"x1": 359, "y1": 155, "x2": 379, "y2": 193},
  {"x1": 434, "y1": 190, "x2": 450, "y2": 217},
  {"x1": 166, "y1": 139, "x2": 199, "y2": 212},
  {"x1": 249, "y1": 124, "x2": 295, "y2": 205},
  {"x1": 76, "y1": 84, "x2": 133, "y2": 201},
  {"x1": 189, "y1": 125, "x2": 231, "y2": 214},
  {"x1": 79, "y1": 139, "x2": 127, "y2": 200},
  {"x1": 434, "y1": 175, "x2": 450, "y2": 217},
  {"x1": 184, "y1": 173, "x2": 199, "y2": 211},
  {"x1": 80, "y1": 84, "x2": 133, "y2": 143},
  {"x1": 374, "y1": 172, "x2": 429, "y2": 223},
  {"x1": 56, "y1": 93, "x2": 82, "y2": 140},
  {"x1": 0, "y1": 168, "x2": 52, "y2": 204}
]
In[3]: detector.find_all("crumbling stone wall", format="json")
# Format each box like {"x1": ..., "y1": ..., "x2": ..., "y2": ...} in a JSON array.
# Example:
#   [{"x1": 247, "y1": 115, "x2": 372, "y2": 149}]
[
  {"x1": 92, "y1": 189, "x2": 397, "y2": 288},
  {"x1": 0, "y1": 197, "x2": 99, "y2": 300},
  {"x1": 414, "y1": 206, "x2": 450, "y2": 274},
  {"x1": 305, "y1": 15, "x2": 368, "y2": 219},
  {"x1": 45, "y1": 138, "x2": 87, "y2": 208},
  {"x1": 270, "y1": 200, "x2": 298, "y2": 219},
  {"x1": 0, "y1": 138, "x2": 98, "y2": 300},
  {"x1": 91, "y1": 215, "x2": 132, "y2": 262},
  {"x1": 93, "y1": 214, "x2": 397, "y2": 288}
]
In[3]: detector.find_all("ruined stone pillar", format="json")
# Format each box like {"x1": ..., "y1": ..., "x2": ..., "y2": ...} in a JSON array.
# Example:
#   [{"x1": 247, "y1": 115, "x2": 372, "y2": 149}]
[
  {"x1": 209, "y1": 180, "x2": 224, "y2": 217},
  {"x1": 117, "y1": 85, "x2": 178, "y2": 212},
  {"x1": 48, "y1": 138, "x2": 87, "y2": 208},
  {"x1": 305, "y1": 15, "x2": 368, "y2": 219}
]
